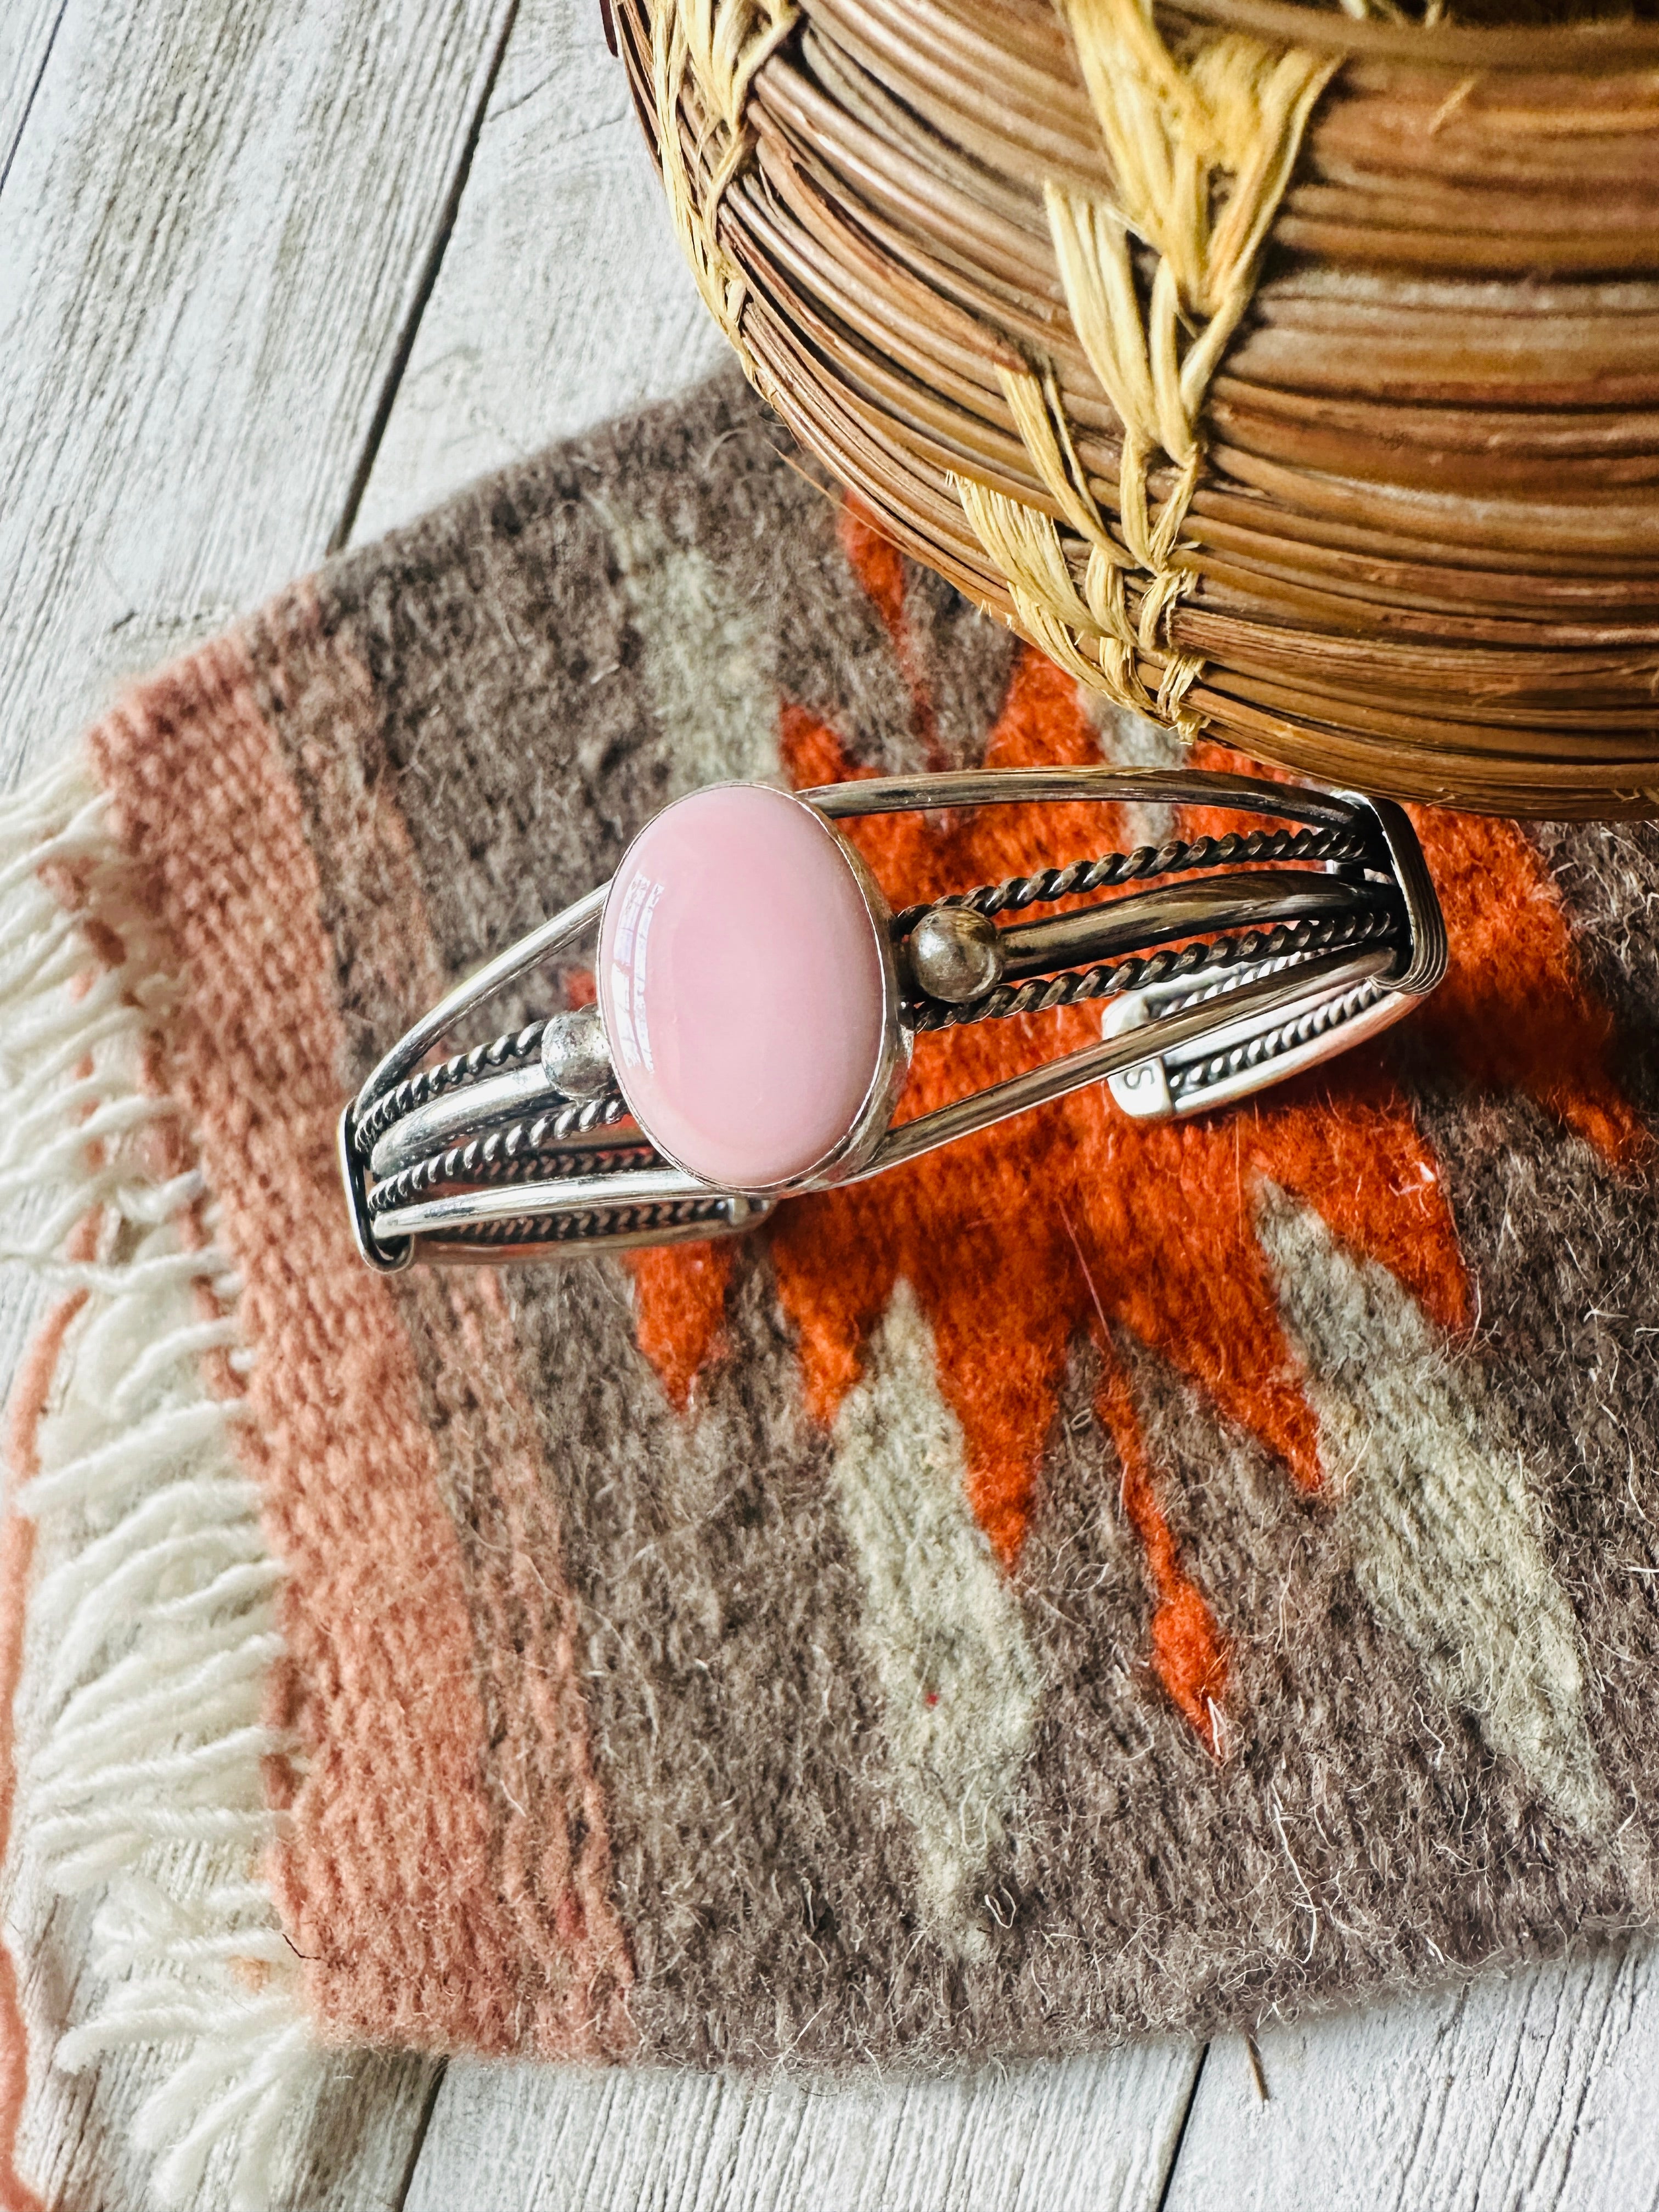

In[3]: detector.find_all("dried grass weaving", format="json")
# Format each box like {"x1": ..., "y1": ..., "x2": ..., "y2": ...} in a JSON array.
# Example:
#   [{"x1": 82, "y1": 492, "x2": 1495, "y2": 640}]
[{"x1": 618, "y1": 0, "x2": 1659, "y2": 816}]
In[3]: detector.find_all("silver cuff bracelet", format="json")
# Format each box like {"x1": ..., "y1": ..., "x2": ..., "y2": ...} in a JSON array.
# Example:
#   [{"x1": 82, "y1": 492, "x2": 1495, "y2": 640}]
[{"x1": 340, "y1": 769, "x2": 1446, "y2": 1271}]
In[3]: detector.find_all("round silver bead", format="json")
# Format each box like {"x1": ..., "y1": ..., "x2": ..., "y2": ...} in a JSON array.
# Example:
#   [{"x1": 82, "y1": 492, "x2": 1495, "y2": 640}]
[
  {"x1": 907, "y1": 906, "x2": 1003, "y2": 1005},
  {"x1": 541, "y1": 1006, "x2": 614, "y2": 1097}
]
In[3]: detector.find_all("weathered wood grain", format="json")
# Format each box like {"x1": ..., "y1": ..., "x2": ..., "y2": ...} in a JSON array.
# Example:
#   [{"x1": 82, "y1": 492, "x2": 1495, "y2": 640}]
[
  {"x1": 1166, "y1": 1940, "x2": 1659, "y2": 2212},
  {"x1": 351, "y1": 0, "x2": 726, "y2": 543},
  {"x1": 404, "y1": 2045, "x2": 1204, "y2": 2212},
  {"x1": 0, "y1": 1, "x2": 518, "y2": 2205},
  {"x1": 0, "y1": 1, "x2": 63, "y2": 189},
  {"x1": 0, "y1": 0, "x2": 516, "y2": 785}
]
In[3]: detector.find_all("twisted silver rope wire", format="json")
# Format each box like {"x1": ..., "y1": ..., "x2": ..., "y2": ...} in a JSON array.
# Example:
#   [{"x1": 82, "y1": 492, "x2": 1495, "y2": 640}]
[
  {"x1": 353, "y1": 1018, "x2": 550, "y2": 1155},
  {"x1": 888, "y1": 824, "x2": 1372, "y2": 937},
  {"x1": 420, "y1": 1195, "x2": 733, "y2": 1249},
  {"x1": 901, "y1": 909, "x2": 1401, "y2": 1034},
  {"x1": 368, "y1": 1128, "x2": 653, "y2": 1217},
  {"x1": 364, "y1": 1090, "x2": 635, "y2": 1216},
  {"x1": 1166, "y1": 977, "x2": 1389, "y2": 1102}
]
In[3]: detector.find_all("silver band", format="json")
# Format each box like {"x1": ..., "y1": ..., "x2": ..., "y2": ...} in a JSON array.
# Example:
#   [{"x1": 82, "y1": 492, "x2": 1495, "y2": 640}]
[{"x1": 340, "y1": 770, "x2": 1446, "y2": 1271}]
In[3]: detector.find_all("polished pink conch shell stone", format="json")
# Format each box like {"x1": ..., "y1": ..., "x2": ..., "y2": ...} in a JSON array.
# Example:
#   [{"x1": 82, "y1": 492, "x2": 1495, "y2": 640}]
[{"x1": 596, "y1": 783, "x2": 890, "y2": 1190}]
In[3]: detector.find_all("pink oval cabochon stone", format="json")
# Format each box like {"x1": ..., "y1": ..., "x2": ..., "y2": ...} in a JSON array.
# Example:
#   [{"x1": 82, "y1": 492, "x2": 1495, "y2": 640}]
[{"x1": 597, "y1": 785, "x2": 890, "y2": 1189}]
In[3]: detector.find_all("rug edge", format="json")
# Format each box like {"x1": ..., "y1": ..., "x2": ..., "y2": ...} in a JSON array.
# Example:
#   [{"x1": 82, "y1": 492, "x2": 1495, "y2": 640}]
[{"x1": 0, "y1": 754, "x2": 322, "y2": 2211}]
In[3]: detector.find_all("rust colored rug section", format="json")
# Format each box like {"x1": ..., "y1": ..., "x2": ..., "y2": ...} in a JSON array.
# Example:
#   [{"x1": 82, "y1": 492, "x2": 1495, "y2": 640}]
[{"x1": 11, "y1": 369, "x2": 1659, "y2": 2115}]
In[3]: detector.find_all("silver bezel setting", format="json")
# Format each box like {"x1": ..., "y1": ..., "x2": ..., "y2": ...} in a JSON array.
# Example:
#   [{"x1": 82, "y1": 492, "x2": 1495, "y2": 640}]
[{"x1": 593, "y1": 783, "x2": 909, "y2": 1199}]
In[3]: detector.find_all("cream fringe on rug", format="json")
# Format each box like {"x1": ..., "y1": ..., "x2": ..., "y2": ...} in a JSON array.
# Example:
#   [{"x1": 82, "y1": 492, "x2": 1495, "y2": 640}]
[{"x1": 0, "y1": 765, "x2": 318, "y2": 2210}]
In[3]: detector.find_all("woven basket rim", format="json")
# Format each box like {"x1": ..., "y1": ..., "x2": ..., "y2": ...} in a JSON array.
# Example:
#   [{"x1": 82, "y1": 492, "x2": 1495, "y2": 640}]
[{"x1": 1166, "y1": 0, "x2": 1659, "y2": 69}]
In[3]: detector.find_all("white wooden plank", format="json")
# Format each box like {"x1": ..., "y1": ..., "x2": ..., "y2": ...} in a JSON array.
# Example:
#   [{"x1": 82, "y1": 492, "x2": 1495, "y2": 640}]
[
  {"x1": 0, "y1": 0, "x2": 516, "y2": 785},
  {"x1": 349, "y1": 0, "x2": 727, "y2": 544},
  {"x1": 1165, "y1": 1938, "x2": 1659, "y2": 2212},
  {"x1": 0, "y1": 1, "x2": 63, "y2": 189},
  {"x1": 404, "y1": 2045, "x2": 1204, "y2": 2212},
  {"x1": 0, "y1": 1, "x2": 520, "y2": 2204}
]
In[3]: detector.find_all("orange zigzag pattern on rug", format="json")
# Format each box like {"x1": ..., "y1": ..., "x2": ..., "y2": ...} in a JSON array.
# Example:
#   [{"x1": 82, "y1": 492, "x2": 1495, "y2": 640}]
[{"x1": 629, "y1": 508, "x2": 1645, "y2": 1753}]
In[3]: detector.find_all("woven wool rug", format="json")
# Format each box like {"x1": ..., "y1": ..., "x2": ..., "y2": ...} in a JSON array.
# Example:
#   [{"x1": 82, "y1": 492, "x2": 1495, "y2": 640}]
[{"x1": 2, "y1": 366, "x2": 1658, "y2": 2206}]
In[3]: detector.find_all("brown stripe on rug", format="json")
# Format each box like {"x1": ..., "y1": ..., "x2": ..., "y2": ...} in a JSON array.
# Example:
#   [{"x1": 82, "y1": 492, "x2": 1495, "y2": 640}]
[
  {"x1": 87, "y1": 618, "x2": 622, "y2": 2056},
  {"x1": 247, "y1": 584, "x2": 635, "y2": 2054}
]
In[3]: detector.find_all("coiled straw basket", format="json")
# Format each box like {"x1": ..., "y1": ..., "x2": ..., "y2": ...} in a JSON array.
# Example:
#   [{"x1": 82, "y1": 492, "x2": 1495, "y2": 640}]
[{"x1": 616, "y1": 0, "x2": 1659, "y2": 815}]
